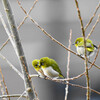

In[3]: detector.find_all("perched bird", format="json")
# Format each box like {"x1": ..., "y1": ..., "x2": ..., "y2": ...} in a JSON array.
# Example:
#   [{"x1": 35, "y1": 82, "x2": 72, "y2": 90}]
[
  {"x1": 40, "y1": 57, "x2": 64, "y2": 79},
  {"x1": 74, "y1": 37, "x2": 98, "y2": 57},
  {"x1": 32, "y1": 59, "x2": 45, "y2": 78}
]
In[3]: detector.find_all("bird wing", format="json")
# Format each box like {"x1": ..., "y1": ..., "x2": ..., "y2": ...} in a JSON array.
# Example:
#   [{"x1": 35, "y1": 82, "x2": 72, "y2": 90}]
[
  {"x1": 50, "y1": 59, "x2": 62, "y2": 75},
  {"x1": 86, "y1": 42, "x2": 94, "y2": 51},
  {"x1": 78, "y1": 40, "x2": 94, "y2": 52}
]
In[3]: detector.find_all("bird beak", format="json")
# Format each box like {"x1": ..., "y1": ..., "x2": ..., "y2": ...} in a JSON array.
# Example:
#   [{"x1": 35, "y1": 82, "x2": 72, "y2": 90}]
[{"x1": 72, "y1": 43, "x2": 75, "y2": 45}]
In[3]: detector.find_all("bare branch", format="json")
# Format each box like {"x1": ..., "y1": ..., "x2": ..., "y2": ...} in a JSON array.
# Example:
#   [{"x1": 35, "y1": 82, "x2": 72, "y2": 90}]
[
  {"x1": 17, "y1": 0, "x2": 38, "y2": 29},
  {"x1": 0, "y1": 12, "x2": 18, "y2": 56},
  {"x1": 30, "y1": 74, "x2": 100, "y2": 95},
  {"x1": 17, "y1": 91, "x2": 26, "y2": 100},
  {"x1": 0, "y1": 53, "x2": 24, "y2": 79},
  {"x1": 84, "y1": 2, "x2": 100, "y2": 31},
  {"x1": 65, "y1": 30, "x2": 72, "y2": 100},
  {"x1": 0, "y1": 94, "x2": 26, "y2": 98},
  {"x1": 0, "y1": 80, "x2": 7, "y2": 100},
  {"x1": 0, "y1": 66, "x2": 10, "y2": 100},
  {"x1": 0, "y1": 38, "x2": 10, "y2": 51},
  {"x1": 2, "y1": 0, "x2": 35, "y2": 99},
  {"x1": 86, "y1": 14, "x2": 100, "y2": 39},
  {"x1": 75, "y1": 0, "x2": 90, "y2": 99}
]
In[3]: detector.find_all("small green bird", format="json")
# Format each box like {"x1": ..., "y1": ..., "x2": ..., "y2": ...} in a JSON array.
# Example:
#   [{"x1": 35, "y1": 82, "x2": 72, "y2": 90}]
[
  {"x1": 74, "y1": 37, "x2": 98, "y2": 57},
  {"x1": 32, "y1": 59, "x2": 45, "y2": 78},
  {"x1": 40, "y1": 57, "x2": 64, "y2": 79}
]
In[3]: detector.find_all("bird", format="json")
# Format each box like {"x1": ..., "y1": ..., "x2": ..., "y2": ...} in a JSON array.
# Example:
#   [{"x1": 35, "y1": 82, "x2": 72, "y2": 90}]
[
  {"x1": 32, "y1": 59, "x2": 45, "y2": 78},
  {"x1": 39, "y1": 57, "x2": 64, "y2": 79},
  {"x1": 74, "y1": 37, "x2": 98, "y2": 57}
]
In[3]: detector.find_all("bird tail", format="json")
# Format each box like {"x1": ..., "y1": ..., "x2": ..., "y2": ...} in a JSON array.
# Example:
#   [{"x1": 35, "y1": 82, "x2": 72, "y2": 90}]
[
  {"x1": 59, "y1": 74, "x2": 65, "y2": 78},
  {"x1": 93, "y1": 44, "x2": 98, "y2": 49}
]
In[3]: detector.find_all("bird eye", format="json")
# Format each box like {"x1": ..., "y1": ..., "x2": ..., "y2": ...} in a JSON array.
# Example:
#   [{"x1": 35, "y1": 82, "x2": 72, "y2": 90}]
[
  {"x1": 41, "y1": 62, "x2": 44, "y2": 66},
  {"x1": 35, "y1": 64, "x2": 38, "y2": 67},
  {"x1": 41, "y1": 59, "x2": 44, "y2": 61},
  {"x1": 77, "y1": 41, "x2": 79, "y2": 43}
]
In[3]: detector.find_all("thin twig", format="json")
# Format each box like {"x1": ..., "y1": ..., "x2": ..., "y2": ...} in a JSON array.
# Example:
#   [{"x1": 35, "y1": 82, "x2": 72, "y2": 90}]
[
  {"x1": 30, "y1": 74, "x2": 100, "y2": 95},
  {"x1": 89, "y1": 44, "x2": 100, "y2": 69},
  {"x1": 17, "y1": 0, "x2": 38, "y2": 29},
  {"x1": 17, "y1": 91, "x2": 26, "y2": 100},
  {"x1": 0, "y1": 66, "x2": 10, "y2": 100},
  {"x1": 84, "y1": 1, "x2": 100, "y2": 31},
  {"x1": 86, "y1": 14, "x2": 100, "y2": 39},
  {"x1": 17, "y1": 0, "x2": 100, "y2": 70},
  {"x1": 0, "y1": 38, "x2": 10, "y2": 51},
  {"x1": 0, "y1": 12, "x2": 18, "y2": 57},
  {"x1": 0, "y1": 80, "x2": 7, "y2": 100},
  {"x1": 2, "y1": 0, "x2": 35, "y2": 99},
  {"x1": 65, "y1": 30, "x2": 72, "y2": 100},
  {"x1": 0, "y1": 94, "x2": 26, "y2": 98},
  {"x1": 0, "y1": 53, "x2": 24, "y2": 79},
  {"x1": 32, "y1": 85, "x2": 39, "y2": 100},
  {"x1": 0, "y1": 0, "x2": 38, "y2": 54},
  {"x1": 75, "y1": 0, "x2": 90, "y2": 99}
]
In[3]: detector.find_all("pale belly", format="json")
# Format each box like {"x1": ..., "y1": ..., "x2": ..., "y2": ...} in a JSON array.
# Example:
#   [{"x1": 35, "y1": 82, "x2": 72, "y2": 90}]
[
  {"x1": 77, "y1": 46, "x2": 85, "y2": 56},
  {"x1": 42, "y1": 67, "x2": 59, "y2": 79},
  {"x1": 76, "y1": 46, "x2": 94, "y2": 57}
]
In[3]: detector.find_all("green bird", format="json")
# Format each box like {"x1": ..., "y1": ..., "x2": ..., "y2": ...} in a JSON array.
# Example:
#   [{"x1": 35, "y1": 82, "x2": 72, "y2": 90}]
[
  {"x1": 40, "y1": 57, "x2": 64, "y2": 79},
  {"x1": 74, "y1": 37, "x2": 98, "y2": 57},
  {"x1": 32, "y1": 59, "x2": 45, "y2": 78}
]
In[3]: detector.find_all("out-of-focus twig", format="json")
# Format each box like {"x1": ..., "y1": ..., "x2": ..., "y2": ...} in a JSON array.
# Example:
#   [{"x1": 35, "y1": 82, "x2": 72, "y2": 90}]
[
  {"x1": 17, "y1": 91, "x2": 26, "y2": 100},
  {"x1": 84, "y1": 2, "x2": 100, "y2": 31},
  {"x1": 0, "y1": 66, "x2": 10, "y2": 100},
  {"x1": 0, "y1": 94, "x2": 26, "y2": 98},
  {"x1": 0, "y1": 80, "x2": 7, "y2": 100},
  {"x1": 2, "y1": 0, "x2": 35, "y2": 99},
  {"x1": 0, "y1": 53, "x2": 24, "y2": 79},
  {"x1": 86, "y1": 14, "x2": 100, "y2": 39},
  {"x1": 65, "y1": 30, "x2": 72, "y2": 100},
  {"x1": 0, "y1": 12, "x2": 18, "y2": 56}
]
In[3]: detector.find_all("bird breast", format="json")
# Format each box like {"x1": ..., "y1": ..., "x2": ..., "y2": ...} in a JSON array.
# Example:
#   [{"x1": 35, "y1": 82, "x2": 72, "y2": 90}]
[{"x1": 42, "y1": 66, "x2": 59, "y2": 79}]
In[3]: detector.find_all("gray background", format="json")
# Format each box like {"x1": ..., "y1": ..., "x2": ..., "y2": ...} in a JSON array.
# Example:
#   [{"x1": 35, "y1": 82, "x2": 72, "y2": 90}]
[{"x1": 0, "y1": 0, "x2": 100, "y2": 100}]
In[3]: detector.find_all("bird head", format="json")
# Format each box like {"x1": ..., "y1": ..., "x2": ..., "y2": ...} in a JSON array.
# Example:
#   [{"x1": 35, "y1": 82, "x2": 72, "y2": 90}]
[
  {"x1": 74, "y1": 37, "x2": 94, "y2": 51},
  {"x1": 40, "y1": 57, "x2": 50, "y2": 68},
  {"x1": 74, "y1": 37, "x2": 83, "y2": 47},
  {"x1": 32, "y1": 59, "x2": 40, "y2": 71}
]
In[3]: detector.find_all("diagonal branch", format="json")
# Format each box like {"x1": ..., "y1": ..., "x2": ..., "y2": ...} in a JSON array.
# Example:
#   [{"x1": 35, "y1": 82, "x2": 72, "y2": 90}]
[
  {"x1": 84, "y1": 1, "x2": 100, "y2": 31},
  {"x1": 0, "y1": 53, "x2": 24, "y2": 79},
  {"x1": 86, "y1": 14, "x2": 100, "y2": 39},
  {"x1": 17, "y1": 0, "x2": 38, "y2": 29},
  {"x1": 0, "y1": 38, "x2": 10, "y2": 51}
]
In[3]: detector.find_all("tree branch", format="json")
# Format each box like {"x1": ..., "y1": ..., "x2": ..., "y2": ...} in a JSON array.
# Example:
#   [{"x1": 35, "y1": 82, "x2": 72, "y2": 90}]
[{"x1": 2, "y1": 0, "x2": 35, "y2": 99}]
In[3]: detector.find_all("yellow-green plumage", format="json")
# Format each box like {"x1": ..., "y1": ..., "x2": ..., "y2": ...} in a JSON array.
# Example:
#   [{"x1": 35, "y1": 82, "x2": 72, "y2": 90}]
[
  {"x1": 74, "y1": 37, "x2": 98, "y2": 57},
  {"x1": 32, "y1": 59, "x2": 44, "y2": 78},
  {"x1": 40, "y1": 57, "x2": 64, "y2": 79}
]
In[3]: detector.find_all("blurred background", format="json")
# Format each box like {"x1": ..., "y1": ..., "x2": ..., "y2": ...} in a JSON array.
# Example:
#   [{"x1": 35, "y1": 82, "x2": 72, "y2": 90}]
[{"x1": 0, "y1": 0, "x2": 100, "y2": 100}]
